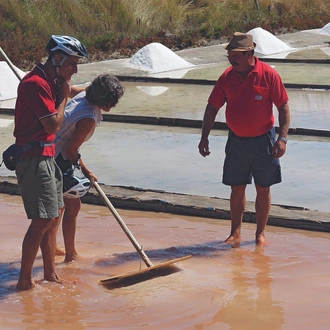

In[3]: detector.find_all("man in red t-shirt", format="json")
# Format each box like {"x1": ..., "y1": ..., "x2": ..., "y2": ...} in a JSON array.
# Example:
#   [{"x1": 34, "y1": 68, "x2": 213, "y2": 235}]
[
  {"x1": 14, "y1": 35, "x2": 88, "y2": 291},
  {"x1": 198, "y1": 32, "x2": 290, "y2": 246}
]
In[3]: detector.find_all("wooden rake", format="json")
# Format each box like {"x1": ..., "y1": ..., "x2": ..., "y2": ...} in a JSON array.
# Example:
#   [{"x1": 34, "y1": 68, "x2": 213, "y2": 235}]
[{"x1": 94, "y1": 182, "x2": 191, "y2": 287}]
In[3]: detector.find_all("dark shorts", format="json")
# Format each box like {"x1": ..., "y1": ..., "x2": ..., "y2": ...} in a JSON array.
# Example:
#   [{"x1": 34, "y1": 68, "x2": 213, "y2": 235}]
[
  {"x1": 222, "y1": 127, "x2": 281, "y2": 187},
  {"x1": 55, "y1": 153, "x2": 73, "y2": 173},
  {"x1": 16, "y1": 156, "x2": 64, "y2": 219}
]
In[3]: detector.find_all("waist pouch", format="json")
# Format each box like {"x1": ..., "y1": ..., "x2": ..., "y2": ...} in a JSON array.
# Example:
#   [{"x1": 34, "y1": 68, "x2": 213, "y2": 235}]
[{"x1": 1, "y1": 141, "x2": 53, "y2": 171}]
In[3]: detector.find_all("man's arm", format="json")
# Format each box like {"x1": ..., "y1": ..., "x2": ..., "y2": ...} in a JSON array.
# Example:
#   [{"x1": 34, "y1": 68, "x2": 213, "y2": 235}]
[
  {"x1": 277, "y1": 102, "x2": 290, "y2": 139},
  {"x1": 272, "y1": 102, "x2": 290, "y2": 159},
  {"x1": 198, "y1": 103, "x2": 219, "y2": 157},
  {"x1": 41, "y1": 79, "x2": 71, "y2": 135}
]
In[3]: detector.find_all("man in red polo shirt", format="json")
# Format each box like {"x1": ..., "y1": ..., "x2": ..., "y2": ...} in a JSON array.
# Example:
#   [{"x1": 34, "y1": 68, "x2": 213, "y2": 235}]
[
  {"x1": 14, "y1": 35, "x2": 88, "y2": 290},
  {"x1": 198, "y1": 32, "x2": 290, "y2": 246}
]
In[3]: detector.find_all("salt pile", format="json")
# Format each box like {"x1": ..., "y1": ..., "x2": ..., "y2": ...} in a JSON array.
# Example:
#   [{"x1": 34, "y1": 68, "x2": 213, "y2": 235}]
[
  {"x1": 0, "y1": 62, "x2": 21, "y2": 101},
  {"x1": 129, "y1": 42, "x2": 194, "y2": 73},
  {"x1": 320, "y1": 23, "x2": 330, "y2": 35},
  {"x1": 248, "y1": 27, "x2": 295, "y2": 55}
]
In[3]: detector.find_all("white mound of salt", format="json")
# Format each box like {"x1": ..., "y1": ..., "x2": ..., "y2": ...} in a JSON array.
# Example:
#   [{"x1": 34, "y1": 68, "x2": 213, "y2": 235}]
[
  {"x1": 248, "y1": 27, "x2": 295, "y2": 55},
  {"x1": 320, "y1": 23, "x2": 330, "y2": 35},
  {"x1": 0, "y1": 62, "x2": 24, "y2": 101},
  {"x1": 0, "y1": 118, "x2": 13, "y2": 127},
  {"x1": 0, "y1": 61, "x2": 26, "y2": 110},
  {"x1": 129, "y1": 42, "x2": 194, "y2": 73}
]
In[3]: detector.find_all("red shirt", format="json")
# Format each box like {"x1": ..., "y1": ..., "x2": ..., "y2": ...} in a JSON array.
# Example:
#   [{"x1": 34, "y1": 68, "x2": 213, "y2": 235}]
[
  {"x1": 14, "y1": 64, "x2": 56, "y2": 157},
  {"x1": 208, "y1": 57, "x2": 289, "y2": 137}
]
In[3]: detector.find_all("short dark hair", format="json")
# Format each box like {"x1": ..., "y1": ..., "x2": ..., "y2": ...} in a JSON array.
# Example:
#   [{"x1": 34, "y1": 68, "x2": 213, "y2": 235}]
[{"x1": 85, "y1": 74, "x2": 124, "y2": 108}]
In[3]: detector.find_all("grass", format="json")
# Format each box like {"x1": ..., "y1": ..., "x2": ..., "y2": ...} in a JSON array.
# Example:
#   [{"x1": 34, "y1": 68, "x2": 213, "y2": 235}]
[{"x1": 1, "y1": 0, "x2": 330, "y2": 70}]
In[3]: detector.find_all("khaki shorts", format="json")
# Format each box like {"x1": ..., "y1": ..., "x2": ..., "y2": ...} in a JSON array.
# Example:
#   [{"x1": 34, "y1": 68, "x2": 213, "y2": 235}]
[{"x1": 16, "y1": 156, "x2": 64, "y2": 219}]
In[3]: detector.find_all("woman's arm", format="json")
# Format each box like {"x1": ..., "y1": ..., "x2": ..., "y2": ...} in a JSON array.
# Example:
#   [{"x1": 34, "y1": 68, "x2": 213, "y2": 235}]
[{"x1": 64, "y1": 117, "x2": 98, "y2": 182}]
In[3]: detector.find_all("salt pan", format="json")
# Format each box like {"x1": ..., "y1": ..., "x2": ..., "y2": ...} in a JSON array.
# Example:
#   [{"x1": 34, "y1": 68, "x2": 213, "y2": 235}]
[
  {"x1": 129, "y1": 42, "x2": 194, "y2": 73},
  {"x1": 248, "y1": 27, "x2": 295, "y2": 55}
]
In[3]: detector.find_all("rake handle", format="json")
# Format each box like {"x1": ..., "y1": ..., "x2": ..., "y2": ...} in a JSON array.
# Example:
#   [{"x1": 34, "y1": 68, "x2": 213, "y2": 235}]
[{"x1": 94, "y1": 182, "x2": 153, "y2": 268}]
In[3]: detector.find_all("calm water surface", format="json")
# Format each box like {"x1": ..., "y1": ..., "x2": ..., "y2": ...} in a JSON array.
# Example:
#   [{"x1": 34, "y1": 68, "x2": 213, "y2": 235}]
[{"x1": 1, "y1": 116, "x2": 330, "y2": 212}]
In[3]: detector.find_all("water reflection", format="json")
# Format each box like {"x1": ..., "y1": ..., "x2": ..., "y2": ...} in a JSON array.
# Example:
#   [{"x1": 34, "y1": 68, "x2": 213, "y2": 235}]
[
  {"x1": 208, "y1": 247, "x2": 283, "y2": 330},
  {"x1": 19, "y1": 286, "x2": 85, "y2": 329},
  {"x1": 136, "y1": 85, "x2": 169, "y2": 96}
]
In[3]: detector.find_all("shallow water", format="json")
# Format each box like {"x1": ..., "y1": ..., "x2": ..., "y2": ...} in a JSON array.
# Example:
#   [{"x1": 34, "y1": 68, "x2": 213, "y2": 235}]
[
  {"x1": 1, "y1": 194, "x2": 330, "y2": 329},
  {"x1": 1, "y1": 117, "x2": 330, "y2": 212},
  {"x1": 113, "y1": 82, "x2": 330, "y2": 130},
  {"x1": 175, "y1": 61, "x2": 330, "y2": 85}
]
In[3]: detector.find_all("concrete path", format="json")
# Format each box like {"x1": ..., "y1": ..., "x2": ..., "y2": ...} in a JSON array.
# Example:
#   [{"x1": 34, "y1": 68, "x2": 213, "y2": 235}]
[{"x1": 0, "y1": 176, "x2": 329, "y2": 233}]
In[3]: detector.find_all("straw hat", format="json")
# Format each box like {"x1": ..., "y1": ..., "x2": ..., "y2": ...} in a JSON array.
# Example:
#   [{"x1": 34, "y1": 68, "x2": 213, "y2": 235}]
[{"x1": 224, "y1": 32, "x2": 256, "y2": 51}]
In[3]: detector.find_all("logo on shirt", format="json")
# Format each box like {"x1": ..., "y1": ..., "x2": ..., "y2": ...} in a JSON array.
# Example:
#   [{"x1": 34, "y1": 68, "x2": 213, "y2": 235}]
[{"x1": 255, "y1": 95, "x2": 262, "y2": 100}]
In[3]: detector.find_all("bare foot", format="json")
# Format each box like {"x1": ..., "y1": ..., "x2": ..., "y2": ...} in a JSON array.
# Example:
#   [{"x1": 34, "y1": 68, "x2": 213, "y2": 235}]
[
  {"x1": 256, "y1": 234, "x2": 268, "y2": 246},
  {"x1": 16, "y1": 279, "x2": 36, "y2": 291},
  {"x1": 43, "y1": 274, "x2": 78, "y2": 286},
  {"x1": 225, "y1": 234, "x2": 241, "y2": 248},
  {"x1": 64, "y1": 252, "x2": 80, "y2": 263},
  {"x1": 44, "y1": 273, "x2": 67, "y2": 284},
  {"x1": 55, "y1": 246, "x2": 65, "y2": 256}
]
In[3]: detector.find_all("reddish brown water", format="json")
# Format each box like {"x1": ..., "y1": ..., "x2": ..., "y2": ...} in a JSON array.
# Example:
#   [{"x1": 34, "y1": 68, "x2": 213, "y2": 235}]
[{"x1": 1, "y1": 193, "x2": 330, "y2": 329}]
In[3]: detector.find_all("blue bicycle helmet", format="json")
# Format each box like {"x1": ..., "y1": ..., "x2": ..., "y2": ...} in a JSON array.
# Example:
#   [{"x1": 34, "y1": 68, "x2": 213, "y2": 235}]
[{"x1": 46, "y1": 35, "x2": 88, "y2": 58}]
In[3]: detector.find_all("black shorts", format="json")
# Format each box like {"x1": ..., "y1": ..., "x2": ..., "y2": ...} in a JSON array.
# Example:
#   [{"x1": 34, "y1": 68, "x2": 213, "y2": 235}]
[{"x1": 222, "y1": 127, "x2": 281, "y2": 187}]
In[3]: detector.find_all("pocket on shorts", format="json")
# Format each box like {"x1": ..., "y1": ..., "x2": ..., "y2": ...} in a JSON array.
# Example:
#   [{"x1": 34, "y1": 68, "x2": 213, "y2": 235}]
[
  {"x1": 266, "y1": 127, "x2": 276, "y2": 155},
  {"x1": 36, "y1": 157, "x2": 54, "y2": 178}
]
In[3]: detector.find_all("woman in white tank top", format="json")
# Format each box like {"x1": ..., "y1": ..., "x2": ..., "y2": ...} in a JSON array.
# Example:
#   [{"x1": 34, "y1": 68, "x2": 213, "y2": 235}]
[{"x1": 54, "y1": 74, "x2": 124, "y2": 262}]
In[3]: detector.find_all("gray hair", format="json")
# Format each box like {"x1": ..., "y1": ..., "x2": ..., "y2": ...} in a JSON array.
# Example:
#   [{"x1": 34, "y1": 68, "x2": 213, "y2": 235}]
[{"x1": 85, "y1": 74, "x2": 124, "y2": 108}]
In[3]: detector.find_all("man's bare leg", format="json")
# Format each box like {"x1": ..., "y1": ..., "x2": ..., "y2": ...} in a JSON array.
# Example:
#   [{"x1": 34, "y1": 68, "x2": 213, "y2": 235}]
[
  {"x1": 225, "y1": 184, "x2": 246, "y2": 246},
  {"x1": 255, "y1": 184, "x2": 271, "y2": 246},
  {"x1": 62, "y1": 197, "x2": 81, "y2": 263},
  {"x1": 16, "y1": 218, "x2": 52, "y2": 291},
  {"x1": 40, "y1": 216, "x2": 65, "y2": 283}
]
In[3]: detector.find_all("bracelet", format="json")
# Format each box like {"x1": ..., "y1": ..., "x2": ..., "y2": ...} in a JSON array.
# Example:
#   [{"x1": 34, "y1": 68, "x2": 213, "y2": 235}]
[{"x1": 277, "y1": 136, "x2": 287, "y2": 144}]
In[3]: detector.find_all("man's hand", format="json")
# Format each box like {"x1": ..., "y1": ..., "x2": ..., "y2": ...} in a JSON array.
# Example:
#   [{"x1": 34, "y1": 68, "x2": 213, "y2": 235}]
[
  {"x1": 198, "y1": 138, "x2": 211, "y2": 157},
  {"x1": 56, "y1": 77, "x2": 71, "y2": 99},
  {"x1": 272, "y1": 139, "x2": 286, "y2": 158}
]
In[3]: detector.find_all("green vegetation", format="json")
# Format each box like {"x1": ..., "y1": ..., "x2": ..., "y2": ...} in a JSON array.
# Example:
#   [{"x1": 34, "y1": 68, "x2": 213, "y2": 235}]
[{"x1": 1, "y1": 0, "x2": 330, "y2": 70}]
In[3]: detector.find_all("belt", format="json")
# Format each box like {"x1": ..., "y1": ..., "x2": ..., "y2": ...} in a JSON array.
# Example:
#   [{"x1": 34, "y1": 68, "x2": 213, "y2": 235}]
[{"x1": 22, "y1": 141, "x2": 53, "y2": 151}]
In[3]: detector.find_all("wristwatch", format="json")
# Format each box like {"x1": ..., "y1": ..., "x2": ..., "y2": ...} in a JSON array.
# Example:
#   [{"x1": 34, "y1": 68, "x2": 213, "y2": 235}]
[{"x1": 277, "y1": 136, "x2": 287, "y2": 144}]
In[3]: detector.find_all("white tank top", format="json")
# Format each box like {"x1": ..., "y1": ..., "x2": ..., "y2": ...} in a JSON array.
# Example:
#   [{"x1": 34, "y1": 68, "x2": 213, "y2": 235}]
[{"x1": 54, "y1": 91, "x2": 102, "y2": 159}]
